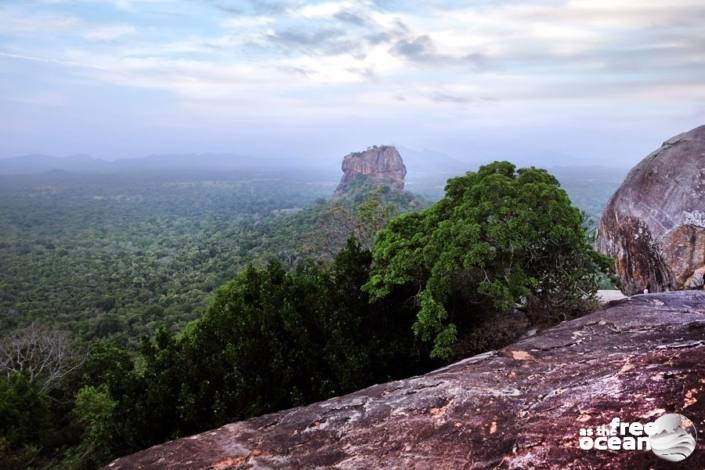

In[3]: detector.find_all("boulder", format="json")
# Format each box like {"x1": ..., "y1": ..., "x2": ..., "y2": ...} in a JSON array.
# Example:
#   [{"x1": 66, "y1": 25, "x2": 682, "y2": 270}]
[
  {"x1": 106, "y1": 292, "x2": 705, "y2": 469},
  {"x1": 334, "y1": 146, "x2": 406, "y2": 195},
  {"x1": 596, "y1": 125, "x2": 705, "y2": 295}
]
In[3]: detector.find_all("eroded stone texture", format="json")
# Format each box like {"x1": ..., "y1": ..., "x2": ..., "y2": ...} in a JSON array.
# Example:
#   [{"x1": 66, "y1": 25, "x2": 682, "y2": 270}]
[
  {"x1": 334, "y1": 145, "x2": 406, "y2": 195},
  {"x1": 106, "y1": 292, "x2": 705, "y2": 469},
  {"x1": 596, "y1": 124, "x2": 705, "y2": 295}
]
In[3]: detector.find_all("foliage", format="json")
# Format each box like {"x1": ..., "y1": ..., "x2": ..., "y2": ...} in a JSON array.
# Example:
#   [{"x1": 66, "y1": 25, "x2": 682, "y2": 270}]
[
  {"x1": 0, "y1": 372, "x2": 49, "y2": 453},
  {"x1": 0, "y1": 329, "x2": 142, "y2": 469},
  {"x1": 255, "y1": 182, "x2": 423, "y2": 263},
  {"x1": 0, "y1": 164, "x2": 613, "y2": 467},
  {"x1": 67, "y1": 385, "x2": 117, "y2": 469},
  {"x1": 0, "y1": 170, "x2": 333, "y2": 347},
  {"x1": 56, "y1": 239, "x2": 431, "y2": 464},
  {"x1": 0, "y1": 171, "x2": 419, "y2": 350},
  {"x1": 365, "y1": 161, "x2": 610, "y2": 359}
]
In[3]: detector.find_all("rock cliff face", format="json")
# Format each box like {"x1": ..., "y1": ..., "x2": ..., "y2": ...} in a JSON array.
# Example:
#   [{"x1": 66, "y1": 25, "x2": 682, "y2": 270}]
[
  {"x1": 334, "y1": 146, "x2": 406, "y2": 195},
  {"x1": 106, "y1": 292, "x2": 705, "y2": 469},
  {"x1": 596, "y1": 125, "x2": 705, "y2": 295}
]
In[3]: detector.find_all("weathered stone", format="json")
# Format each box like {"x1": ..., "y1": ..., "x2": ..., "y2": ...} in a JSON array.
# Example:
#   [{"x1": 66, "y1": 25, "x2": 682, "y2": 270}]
[
  {"x1": 334, "y1": 145, "x2": 406, "y2": 195},
  {"x1": 596, "y1": 124, "x2": 705, "y2": 295},
  {"x1": 106, "y1": 292, "x2": 705, "y2": 469}
]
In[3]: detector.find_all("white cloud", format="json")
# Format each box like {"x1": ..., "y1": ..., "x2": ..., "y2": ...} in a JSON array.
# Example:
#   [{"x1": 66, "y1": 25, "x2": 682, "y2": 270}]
[
  {"x1": 83, "y1": 25, "x2": 136, "y2": 42},
  {"x1": 220, "y1": 16, "x2": 274, "y2": 30},
  {"x1": 295, "y1": 1, "x2": 364, "y2": 18},
  {"x1": 0, "y1": 10, "x2": 79, "y2": 34},
  {"x1": 2, "y1": 0, "x2": 704, "y2": 133}
]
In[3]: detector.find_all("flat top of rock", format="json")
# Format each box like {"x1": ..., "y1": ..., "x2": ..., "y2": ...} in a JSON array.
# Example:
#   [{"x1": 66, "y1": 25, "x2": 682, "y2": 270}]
[
  {"x1": 107, "y1": 292, "x2": 705, "y2": 469},
  {"x1": 342, "y1": 144, "x2": 403, "y2": 162}
]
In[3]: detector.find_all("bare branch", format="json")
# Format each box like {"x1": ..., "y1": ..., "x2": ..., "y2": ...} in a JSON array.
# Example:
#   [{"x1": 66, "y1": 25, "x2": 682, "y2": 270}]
[{"x1": 0, "y1": 322, "x2": 81, "y2": 392}]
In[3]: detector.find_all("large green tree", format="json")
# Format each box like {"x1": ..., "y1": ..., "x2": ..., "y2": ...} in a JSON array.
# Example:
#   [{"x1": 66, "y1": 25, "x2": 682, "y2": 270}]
[
  {"x1": 73, "y1": 239, "x2": 431, "y2": 464},
  {"x1": 365, "y1": 161, "x2": 609, "y2": 359}
]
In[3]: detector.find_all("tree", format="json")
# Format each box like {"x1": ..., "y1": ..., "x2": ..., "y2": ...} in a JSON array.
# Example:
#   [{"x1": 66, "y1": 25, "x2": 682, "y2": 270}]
[
  {"x1": 0, "y1": 323, "x2": 79, "y2": 393},
  {"x1": 68, "y1": 384, "x2": 117, "y2": 469},
  {"x1": 78, "y1": 239, "x2": 432, "y2": 461},
  {"x1": 365, "y1": 161, "x2": 609, "y2": 360},
  {"x1": 0, "y1": 372, "x2": 49, "y2": 468},
  {"x1": 320, "y1": 238, "x2": 432, "y2": 392},
  {"x1": 292, "y1": 185, "x2": 421, "y2": 260}
]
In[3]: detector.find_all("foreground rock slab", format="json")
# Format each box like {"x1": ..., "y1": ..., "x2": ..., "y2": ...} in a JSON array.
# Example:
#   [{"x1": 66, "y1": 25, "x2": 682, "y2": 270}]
[
  {"x1": 596, "y1": 124, "x2": 705, "y2": 295},
  {"x1": 107, "y1": 292, "x2": 705, "y2": 469}
]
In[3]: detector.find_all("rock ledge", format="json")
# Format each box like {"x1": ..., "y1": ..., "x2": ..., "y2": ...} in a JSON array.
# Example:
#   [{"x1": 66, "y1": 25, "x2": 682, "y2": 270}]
[{"x1": 107, "y1": 292, "x2": 705, "y2": 469}]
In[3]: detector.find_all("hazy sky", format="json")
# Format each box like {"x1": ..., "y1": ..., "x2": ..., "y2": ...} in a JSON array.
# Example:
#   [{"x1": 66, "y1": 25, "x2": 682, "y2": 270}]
[{"x1": 1, "y1": 0, "x2": 704, "y2": 167}]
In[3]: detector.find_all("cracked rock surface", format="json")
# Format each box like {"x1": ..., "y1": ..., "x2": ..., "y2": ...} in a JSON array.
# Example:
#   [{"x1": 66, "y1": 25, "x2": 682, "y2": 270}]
[
  {"x1": 106, "y1": 292, "x2": 705, "y2": 469},
  {"x1": 596, "y1": 124, "x2": 705, "y2": 295}
]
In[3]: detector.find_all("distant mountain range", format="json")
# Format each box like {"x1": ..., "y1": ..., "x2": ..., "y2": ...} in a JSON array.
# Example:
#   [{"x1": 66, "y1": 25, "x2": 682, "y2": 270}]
[
  {"x1": 0, "y1": 151, "x2": 629, "y2": 182},
  {"x1": 0, "y1": 153, "x2": 286, "y2": 175},
  {"x1": 0, "y1": 154, "x2": 108, "y2": 174},
  {"x1": 0, "y1": 147, "x2": 472, "y2": 178}
]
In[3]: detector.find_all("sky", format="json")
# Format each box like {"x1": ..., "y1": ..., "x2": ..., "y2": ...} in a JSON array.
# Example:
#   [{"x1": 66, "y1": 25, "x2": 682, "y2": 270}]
[{"x1": 1, "y1": 0, "x2": 704, "y2": 168}]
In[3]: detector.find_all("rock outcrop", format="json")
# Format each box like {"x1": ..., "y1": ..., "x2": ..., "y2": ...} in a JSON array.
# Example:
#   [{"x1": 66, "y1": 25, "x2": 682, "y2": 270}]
[
  {"x1": 106, "y1": 292, "x2": 705, "y2": 469},
  {"x1": 597, "y1": 125, "x2": 705, "y2": 295},
  {"x1": 334, "y1": 145, "x2": 406, "y2": 195}
]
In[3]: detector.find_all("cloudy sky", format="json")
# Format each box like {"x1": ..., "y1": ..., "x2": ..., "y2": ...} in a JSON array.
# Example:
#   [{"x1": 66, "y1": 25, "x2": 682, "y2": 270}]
[{"x1": 1, "y1": 0, "x2": 704, "y2": 167}]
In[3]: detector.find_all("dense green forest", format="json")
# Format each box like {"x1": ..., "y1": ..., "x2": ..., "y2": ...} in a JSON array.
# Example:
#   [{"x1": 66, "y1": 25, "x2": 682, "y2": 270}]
[
  {"x1": 0, "y1": 163, "x2": 615, "y2": 468},
  {"x1": 0, "y1": 166, "x2": 620, "y2": 346},
  {"x1": 0, "y1": 170, "x2": 421, "y2": 348}
]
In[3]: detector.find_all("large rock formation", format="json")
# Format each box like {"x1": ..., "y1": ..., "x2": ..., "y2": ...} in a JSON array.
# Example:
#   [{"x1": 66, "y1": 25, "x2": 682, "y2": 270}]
[
  {"x1": 334, "y1": 145, "x2": 406, "y2": 195},
  {"x1": 597, "y1": 125, "x2": 705, "y2": 295},
  {"x1": 106, "y1": 292, "x2": 705, "y2": 469}
]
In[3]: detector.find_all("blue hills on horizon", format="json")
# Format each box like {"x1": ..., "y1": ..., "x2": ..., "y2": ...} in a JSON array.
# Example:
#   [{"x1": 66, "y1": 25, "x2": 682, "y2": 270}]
[
  {"x1": 0, "y1": 150, "x2": 629, "y2": 181},
  {"x1": 0, "y1": 153, "x2": 276, "y2": 175}
]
